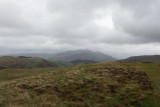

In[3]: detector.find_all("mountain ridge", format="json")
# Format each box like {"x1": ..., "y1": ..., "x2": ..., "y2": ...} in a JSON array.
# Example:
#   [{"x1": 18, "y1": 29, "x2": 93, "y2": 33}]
[{"x1": 121, "y1": 55, "x2": 160, "y2": 63}]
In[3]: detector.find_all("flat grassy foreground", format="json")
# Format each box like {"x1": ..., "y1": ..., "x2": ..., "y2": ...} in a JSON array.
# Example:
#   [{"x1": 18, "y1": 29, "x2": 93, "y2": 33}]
[{"x1": 0, "y1": 62, "x2": 160, "y2": 107}]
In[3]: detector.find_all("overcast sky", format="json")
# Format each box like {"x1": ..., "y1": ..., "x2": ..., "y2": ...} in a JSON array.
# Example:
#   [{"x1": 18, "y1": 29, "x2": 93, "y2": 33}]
[{"x1": 0, "y1": 0, "x2": 160, "y2": 58}]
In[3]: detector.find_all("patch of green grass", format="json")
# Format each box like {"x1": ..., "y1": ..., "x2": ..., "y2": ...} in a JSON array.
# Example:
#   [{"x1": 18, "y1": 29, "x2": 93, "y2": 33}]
[
  {"x1": 0, "y1": 67, "x2": 56, "y2": 83},
  {"x1": 139, "y1": 64, "x2": 160, "y2": 94},
  {"x1": 51, "y1": 61, "x2": 73, "y2": 67}
]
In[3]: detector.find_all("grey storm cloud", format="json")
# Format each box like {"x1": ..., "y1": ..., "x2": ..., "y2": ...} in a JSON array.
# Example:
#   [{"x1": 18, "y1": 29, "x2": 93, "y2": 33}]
[
  {"x1": 112, "y1": 0, "x2": 160, "y2": 43},
  {"x1": 0, "y1": 0, "x2": 160, "y2": 58}
]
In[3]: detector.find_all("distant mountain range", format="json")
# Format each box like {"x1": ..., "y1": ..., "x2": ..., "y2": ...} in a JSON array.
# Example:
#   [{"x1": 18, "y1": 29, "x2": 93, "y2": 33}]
[
  {"x1": 8, "y1": 50, "x2": 117, "y2": 63},
  {"x1": 7, "y1": 51, "x2": 160, "y2": 64},
  {"x1": 0, "y1": 56, "x2": 55, "y2": 69},
  {"x1": 121, "y1": 55, "x2": 160, "y2": 63}
]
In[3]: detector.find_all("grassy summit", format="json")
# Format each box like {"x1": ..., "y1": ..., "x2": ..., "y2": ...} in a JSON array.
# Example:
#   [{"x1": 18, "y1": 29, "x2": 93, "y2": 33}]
[{"x1": 0, "y1": 62, "x2": 159, "y2": 107}]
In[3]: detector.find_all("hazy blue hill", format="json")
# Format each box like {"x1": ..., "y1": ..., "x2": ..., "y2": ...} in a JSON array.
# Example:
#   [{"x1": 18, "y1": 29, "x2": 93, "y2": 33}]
[
  {"x1": 121, "y1": 55, "x2": 160, "y2": 63},
  {"x1": 48, "y1": 50, "x2": 117, "y2": 62}
]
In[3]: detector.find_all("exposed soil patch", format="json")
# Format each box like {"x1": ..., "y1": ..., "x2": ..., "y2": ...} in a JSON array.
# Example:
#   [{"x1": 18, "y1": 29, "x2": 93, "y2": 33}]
[{"x1": 18, "y1": 84, "x2": 38, "y2": 89}]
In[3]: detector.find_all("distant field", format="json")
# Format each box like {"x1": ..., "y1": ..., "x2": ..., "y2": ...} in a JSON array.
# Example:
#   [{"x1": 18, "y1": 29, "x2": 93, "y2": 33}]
[{"x1": 0, "y1": 62, "x2": 159, "y2": 107}]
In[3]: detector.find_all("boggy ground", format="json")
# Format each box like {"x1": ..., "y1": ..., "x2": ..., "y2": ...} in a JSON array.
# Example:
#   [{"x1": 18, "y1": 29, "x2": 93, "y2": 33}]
[{"x1": 0, "y1": 62, "x2": 159, "y2": 107}]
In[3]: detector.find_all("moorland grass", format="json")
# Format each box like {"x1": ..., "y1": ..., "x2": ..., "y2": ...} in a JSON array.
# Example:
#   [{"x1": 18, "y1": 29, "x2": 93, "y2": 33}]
[{"x1": 0, "y1": 62, "x2": 159, "y2": 107}]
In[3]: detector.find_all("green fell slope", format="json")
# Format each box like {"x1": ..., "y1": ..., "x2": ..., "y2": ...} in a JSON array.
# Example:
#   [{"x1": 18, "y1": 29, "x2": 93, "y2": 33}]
[
  {"x1": 0, "y1": 56, "x2": 55, "y2": 69},
  {"x1": 0, "y1": 62, "x2": 159, "y2": 107},
  {"x1": 122, "y1": 55, "x2": 160, "y2": 63}
]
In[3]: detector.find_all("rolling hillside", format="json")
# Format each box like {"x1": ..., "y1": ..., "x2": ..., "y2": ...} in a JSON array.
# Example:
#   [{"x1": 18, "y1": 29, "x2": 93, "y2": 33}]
[
  {"x1": 121, "y1": 55, "x2": 160, "y2": 63},
  {"x1": 0, "y1": 56, "x2": 55, "y2": 69},
  {"x1": 0, "y1": 62, "x2": 159, "y2": 106}
]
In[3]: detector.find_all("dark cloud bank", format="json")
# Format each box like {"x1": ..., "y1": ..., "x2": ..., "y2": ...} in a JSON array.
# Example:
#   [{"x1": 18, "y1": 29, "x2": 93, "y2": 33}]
[{"x1": 0, "y1": 0, "x2": 160, "y2": 58}]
